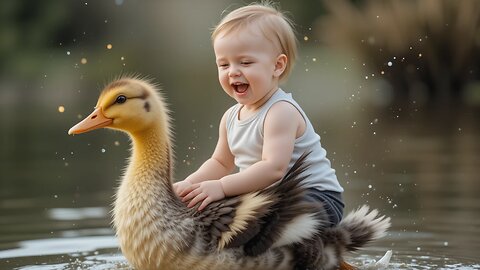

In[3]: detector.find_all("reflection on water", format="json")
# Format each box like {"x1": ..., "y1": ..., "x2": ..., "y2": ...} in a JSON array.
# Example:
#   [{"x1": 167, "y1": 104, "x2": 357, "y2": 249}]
[
  {"x1": 47, "y1": 207, "x2": 108, "y2": 221},
  {"x1": 0, "y1": 236, "x2": 117, "y2": 260},
  {"x1": 3, "y1": 246, "x2": 131, "y2": 270},
  {"x1": 1, "y1": 106, "x2": 479, "y2": 269}
]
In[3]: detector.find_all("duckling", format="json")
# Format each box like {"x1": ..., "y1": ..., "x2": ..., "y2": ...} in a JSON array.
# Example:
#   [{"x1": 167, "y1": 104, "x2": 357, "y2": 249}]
[{"x1": 68, "y1": 77, "x2": 390, "y2": 270}]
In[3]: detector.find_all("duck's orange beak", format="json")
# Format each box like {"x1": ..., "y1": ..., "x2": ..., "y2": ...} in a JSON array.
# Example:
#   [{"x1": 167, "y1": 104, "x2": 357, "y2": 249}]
[{"x1": 68, "y1": 107, "x2": 113, "y2": 135}]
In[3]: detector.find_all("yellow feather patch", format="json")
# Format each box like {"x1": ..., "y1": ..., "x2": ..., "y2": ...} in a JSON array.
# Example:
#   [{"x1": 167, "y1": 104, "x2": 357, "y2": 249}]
[{"x1": 218, "y1": 192, "x2": 272, "y2": 250}]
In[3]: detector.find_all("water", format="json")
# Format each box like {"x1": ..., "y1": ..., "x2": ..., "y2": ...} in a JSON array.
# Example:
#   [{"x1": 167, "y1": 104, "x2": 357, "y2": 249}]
[{"x1": 1, "y1": 103, "x2": 479, "y2": 269}]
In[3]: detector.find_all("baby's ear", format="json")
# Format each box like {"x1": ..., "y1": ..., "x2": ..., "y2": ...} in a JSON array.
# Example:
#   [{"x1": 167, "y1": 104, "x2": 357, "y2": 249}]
[{"x1": 273, "y1": 54, "x2": 287, "y2": 78}]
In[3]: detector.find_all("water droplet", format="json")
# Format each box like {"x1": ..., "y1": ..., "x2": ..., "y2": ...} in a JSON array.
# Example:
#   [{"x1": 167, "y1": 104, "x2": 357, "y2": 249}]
[
  {"x1": 387, "y1": 61, "x2": 393, "y2": 67},
  {"x1": 368, "y1": 184, "x2": 372, "y2": 189},
  {"x1": 114, "y1": 141, "x2": 120, "y2": 146},
  {"x1": 417, "y1": 247, "x2": 421, "y2": 251},
  {"x1": 80, "y1": 58, "x2": 87, "y2": 64},
  {"x1": 67, "y1": 51, "x2": 71, "y2": 55},
  {"x1": 304, "y1": 36, "x2": 309, "y2": 41},
  {"x1": 101, "y1": 148, "x2": 106, "y2": 153},
  {"x1": 58, "y1": 106, "x2": 65, "y2": 113},
  {"x1": 106, "y1": 44, "x2": 113, "y2": 50},
  {"x1": 443, "y1": 241, "x2": 449, "y2": 246}
]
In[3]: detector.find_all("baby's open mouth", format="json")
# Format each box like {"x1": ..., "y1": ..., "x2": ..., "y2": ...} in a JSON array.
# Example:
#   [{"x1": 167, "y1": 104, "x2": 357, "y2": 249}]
[{"x1": 232, "y1": 83, "x2": 249, "y2": 93}]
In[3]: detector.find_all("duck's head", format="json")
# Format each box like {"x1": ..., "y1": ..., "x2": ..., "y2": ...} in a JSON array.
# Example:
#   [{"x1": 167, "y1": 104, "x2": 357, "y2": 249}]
[{"x1": 68, "y1": 77, "x2": 169, "y2": 135}]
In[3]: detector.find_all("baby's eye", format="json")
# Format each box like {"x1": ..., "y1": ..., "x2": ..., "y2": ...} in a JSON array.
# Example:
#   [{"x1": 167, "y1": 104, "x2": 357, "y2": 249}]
[
  {"x1": 218, "y1": 63, "x2": 229, "y2": 68},
  {"x1": 240, "y1": 61, "x2": 252, "y2": 65}
]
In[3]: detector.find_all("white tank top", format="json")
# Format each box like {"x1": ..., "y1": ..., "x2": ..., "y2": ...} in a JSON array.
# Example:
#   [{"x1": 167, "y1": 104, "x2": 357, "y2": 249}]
[{"x1": 225, "y1": 89, "x2": 344, "y2": 192}]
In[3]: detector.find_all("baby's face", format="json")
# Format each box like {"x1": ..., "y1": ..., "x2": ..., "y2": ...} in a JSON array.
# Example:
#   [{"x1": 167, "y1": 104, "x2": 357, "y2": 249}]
[{"x1": 213, "y1": 27, "x2": 286, "y2": 109}]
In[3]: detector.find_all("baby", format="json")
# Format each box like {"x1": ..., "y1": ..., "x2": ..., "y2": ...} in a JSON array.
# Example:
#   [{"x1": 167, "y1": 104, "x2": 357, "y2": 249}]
[{"x1": 174, "y1": 2, "x2": 344, "y2": 227}]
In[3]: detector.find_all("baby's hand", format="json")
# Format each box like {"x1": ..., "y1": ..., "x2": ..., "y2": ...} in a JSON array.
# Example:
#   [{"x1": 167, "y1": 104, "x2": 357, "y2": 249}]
[
  {"x1": 173, "y1": 179, "x2": 192, "y2": 197},
  {"x1": 182, "y1": 180, "x2": 225, "y2": 211}
]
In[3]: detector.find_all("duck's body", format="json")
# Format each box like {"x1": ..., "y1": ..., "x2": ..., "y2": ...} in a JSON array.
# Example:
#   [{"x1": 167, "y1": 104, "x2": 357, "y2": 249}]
[
  {"x1": 69, "y1": 77, "x2": 390, "y2": 270},
  {"x1": 112, "y1": 124, "x2": 292, "y2": 270},
  {"x1": 113, "y1": 122, "x2": 295, "y2": 270}
]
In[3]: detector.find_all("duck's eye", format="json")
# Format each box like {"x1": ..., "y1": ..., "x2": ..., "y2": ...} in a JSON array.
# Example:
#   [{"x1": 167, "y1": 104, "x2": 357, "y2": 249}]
[{"x1": 115, "y1": 95, "x2": 127, "y2": 104}]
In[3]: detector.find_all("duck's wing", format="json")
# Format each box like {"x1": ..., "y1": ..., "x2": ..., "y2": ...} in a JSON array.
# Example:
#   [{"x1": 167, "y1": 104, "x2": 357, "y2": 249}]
[
  {"x1": 195, "y1": 189, "x2": 276, "y2": 252},
  {"x1": 194, "y1": 196, "x2": 241, "y2": 251},
  {"x1": 234, "y1": 152, "x2": 328, "y2": 256},
  {"x1": 196, "y1": 152, "x2": 327, "y2": 255}
]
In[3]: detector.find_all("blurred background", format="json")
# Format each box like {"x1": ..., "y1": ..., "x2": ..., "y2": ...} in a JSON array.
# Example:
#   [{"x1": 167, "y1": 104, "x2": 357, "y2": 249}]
[{"x1": 0, "y1": 0, "x2": 479, "y2": 269}]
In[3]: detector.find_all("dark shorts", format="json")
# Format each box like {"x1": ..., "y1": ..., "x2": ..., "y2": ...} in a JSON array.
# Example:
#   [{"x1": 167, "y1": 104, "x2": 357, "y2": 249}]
[{"x1": 305, "y1": 188, "x2": 344, "y2": 227}]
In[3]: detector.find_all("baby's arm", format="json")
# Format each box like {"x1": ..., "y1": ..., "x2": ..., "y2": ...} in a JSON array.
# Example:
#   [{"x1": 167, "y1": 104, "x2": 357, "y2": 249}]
[
  {"x1": 220, "y1": 101, "x2": 303, "y2": 195},
  {"x1": 183, "y1": 101, "x2": 304, "y2": 210},
  {"x1": 174, "y1": 111, "x2": 235, "y2": 196}
]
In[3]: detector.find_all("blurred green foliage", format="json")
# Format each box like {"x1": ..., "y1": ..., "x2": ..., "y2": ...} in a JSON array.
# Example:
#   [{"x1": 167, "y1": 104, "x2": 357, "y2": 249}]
[{"x1": 318, "y1": 0, "x2": 480, "y2": 105}]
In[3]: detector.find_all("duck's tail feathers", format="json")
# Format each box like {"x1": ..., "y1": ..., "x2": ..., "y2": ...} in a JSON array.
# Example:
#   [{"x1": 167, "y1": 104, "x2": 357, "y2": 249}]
[{"x1": 324, "y1": 205, "x2": 391, "y2": 252}]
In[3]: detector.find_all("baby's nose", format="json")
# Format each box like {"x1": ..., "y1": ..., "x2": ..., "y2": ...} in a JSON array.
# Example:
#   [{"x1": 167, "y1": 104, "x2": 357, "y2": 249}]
[{"x1": 228, "y1": 66, "x2": 241, "y2": 77}]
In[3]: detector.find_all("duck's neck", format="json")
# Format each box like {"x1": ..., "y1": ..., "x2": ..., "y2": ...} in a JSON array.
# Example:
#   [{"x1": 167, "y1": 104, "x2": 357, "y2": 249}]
[
  {"x1": 127, "y1": 124, "x2": 188, "y2": 208},
  {"x1": 130, "y1": 126, "x2": 172, "y2": 186},
  {"x1": 115, "y1": 124, "x2": 194, "y2": 264}
]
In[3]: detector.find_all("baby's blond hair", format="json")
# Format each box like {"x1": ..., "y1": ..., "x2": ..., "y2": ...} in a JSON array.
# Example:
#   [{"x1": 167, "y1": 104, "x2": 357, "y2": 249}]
[{"x1": 212, "y1": 2, "x2": 298, "y2": 82}]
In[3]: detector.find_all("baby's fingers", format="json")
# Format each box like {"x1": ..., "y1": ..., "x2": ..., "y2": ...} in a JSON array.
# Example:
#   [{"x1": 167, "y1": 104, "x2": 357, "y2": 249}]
[
  {"x1": 197, "y1": 197, "x2": 213, "y2": 211},
  {"x1": 180, "y1": 184, "x2": 197, "y2": 198},
  {"x1": 173, "y1": 183, "x2": 182, "y2": 195},
  {"x1": 187, "y1": 193, "x2": 207, "y2": 209},
  {"x1": 182, "y1": 184, "x2": 200, "y2": 202}
]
